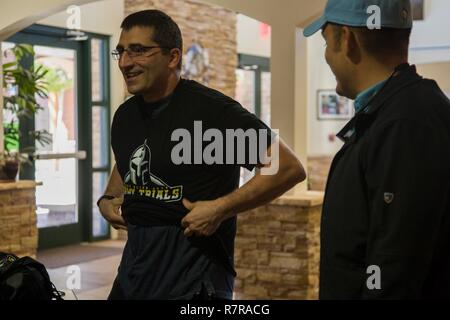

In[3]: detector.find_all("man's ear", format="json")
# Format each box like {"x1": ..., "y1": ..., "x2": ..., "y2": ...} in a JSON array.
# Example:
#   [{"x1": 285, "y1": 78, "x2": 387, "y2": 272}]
[
  {"x1": 168, "y1": 48, "x2": 182, "y2": 69},
  {"x1": 342, "y1": 26, "x2": 361, "y2": 64}
]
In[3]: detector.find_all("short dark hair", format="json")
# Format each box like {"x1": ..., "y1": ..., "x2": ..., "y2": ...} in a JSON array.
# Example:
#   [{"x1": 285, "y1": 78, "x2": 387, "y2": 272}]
[
  {"x1": 329, "y1": 23, "x2": 411, "y2": 59},
  {"x1": 121, "y1": 10, "x2": 183, "y2": 69}
]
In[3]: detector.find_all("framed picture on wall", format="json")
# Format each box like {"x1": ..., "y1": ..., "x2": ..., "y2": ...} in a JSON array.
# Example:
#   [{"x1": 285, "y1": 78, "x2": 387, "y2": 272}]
[
  {"x1": 317, "y1": 90, "x2": 354, "y2": 120},
  {"x1": 411, "y1": 0, "x2": 424, "y2": 21}
]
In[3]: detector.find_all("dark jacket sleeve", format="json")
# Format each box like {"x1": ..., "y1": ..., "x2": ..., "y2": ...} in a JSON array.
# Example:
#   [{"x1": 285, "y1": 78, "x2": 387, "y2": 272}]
[{"x1": 361, "y1": 119, "x2": 448, "y2": 299}]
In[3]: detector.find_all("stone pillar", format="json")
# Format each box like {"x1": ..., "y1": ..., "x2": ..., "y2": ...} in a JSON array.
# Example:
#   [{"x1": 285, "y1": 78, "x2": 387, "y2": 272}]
[
  {"x1": 0, "y1": 181, "x2": 40, "y2": 258},
  {"x1": 234, "y1": 192, "x2": 323, "y2": 300}
]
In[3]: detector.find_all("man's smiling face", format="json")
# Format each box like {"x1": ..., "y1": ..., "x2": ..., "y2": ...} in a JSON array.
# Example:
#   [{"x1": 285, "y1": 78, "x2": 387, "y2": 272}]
[{"x1": 117, "y1": 26, "x2": 171, "y2": 95}]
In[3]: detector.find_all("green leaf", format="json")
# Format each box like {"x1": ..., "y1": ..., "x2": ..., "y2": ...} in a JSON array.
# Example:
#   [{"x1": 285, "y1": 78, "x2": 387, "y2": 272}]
[
  {"x1": 2, "y1": 62, "x2": 16, "y2": 70},
  {"x1": 3, "y1": 44, "x2": 52, "y2": 152}
]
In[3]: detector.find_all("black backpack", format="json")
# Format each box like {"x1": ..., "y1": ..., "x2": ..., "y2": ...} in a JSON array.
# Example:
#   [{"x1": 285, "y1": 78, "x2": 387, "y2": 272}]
[{"x1": 0, "y1": 252, "x2": 64, "y2": 300}]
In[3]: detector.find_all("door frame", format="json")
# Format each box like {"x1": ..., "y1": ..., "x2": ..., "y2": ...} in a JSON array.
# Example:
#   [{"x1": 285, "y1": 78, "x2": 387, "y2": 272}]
[
  {"x1": 5, "y1": 24, "x2": 111, "y2": 248},
  {"x1": 237, "y1": 53, "x2": 270, "y2": 119}
]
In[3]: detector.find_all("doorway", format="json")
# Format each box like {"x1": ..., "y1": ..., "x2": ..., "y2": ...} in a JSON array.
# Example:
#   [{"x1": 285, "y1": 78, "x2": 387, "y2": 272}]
[
  {"x1": 2, "y1": 24, "x2": 111, "y2": 249},
  {"x1": 235, "y1": 53, "x2": 271, "y2": 186}
]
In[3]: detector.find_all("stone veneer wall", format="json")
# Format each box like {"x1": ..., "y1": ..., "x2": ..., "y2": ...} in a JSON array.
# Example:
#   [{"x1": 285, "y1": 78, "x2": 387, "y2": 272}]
[
  {"x1": 0, "y1": 182, "x2": 39, "y2": 258},
  {"x1": 234, "y1": 193, "x2": 323, "y2": 300},
  {"x1": 124, "y1": 0, "x2": 237, "y2": 98}
]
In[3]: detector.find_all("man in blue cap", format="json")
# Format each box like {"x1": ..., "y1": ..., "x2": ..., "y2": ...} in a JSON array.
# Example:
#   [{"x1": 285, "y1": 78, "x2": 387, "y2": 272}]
[{"x1": 304, "y1": 0, "x2": 450, "y2": 299}]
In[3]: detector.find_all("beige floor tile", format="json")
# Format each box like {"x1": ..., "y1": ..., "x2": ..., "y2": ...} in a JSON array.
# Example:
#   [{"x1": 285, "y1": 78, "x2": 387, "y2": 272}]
[{"x1": 46, "y1": 240, "x2": 124, "y2": 300}]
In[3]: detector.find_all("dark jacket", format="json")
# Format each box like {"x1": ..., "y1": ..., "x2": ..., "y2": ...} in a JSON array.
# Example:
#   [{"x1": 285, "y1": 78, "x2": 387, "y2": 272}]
[{"x1": 320, "y1": 64, "x2": 450, "y2": 299}]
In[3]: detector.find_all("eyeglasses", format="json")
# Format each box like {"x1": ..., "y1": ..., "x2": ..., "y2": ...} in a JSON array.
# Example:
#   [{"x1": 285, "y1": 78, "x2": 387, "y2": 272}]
[{"x1": 111, "y1": 45, "x2": 170, "y2": 61}]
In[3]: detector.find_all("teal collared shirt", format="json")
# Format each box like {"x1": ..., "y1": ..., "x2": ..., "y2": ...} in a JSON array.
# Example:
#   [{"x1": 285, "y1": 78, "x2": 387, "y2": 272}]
[
  {"x1": 341, "y1": 78, "x2": 389, "y2": 141},
  {"x1": 354, "y1": 79, "x2": 388, "y2": 113}
]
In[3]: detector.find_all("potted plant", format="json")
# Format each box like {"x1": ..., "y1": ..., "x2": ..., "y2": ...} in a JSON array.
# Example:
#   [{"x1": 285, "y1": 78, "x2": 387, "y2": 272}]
[
  {"x1": 1, "y1": 44, "x2": 51, "y2": 181},
  {"x1": 0, "y1": 151, "x2": 28, "y2": 181}
]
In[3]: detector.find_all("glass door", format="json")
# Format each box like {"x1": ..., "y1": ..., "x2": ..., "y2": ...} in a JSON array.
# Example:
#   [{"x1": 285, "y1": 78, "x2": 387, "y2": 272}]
[
  {"x1": 4, "y1": 24, "x2": 111, "y2": 248},
  {"x1": 33, "y1": 45, "x2": 80, "y2": 231}
]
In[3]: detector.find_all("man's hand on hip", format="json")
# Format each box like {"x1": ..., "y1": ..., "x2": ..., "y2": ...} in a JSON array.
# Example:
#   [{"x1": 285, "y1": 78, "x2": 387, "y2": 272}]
[
  {"x1": 181, "y1": 198, "x2": 228, "y2": 237},
  {"x1": 98, "y1": 196, "x2": 127, "y2": 230}
]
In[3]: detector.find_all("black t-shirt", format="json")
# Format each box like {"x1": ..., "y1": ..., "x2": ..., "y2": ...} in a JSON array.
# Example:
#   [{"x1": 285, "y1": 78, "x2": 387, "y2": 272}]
[{"x1": 111, "y1": 79, "x2": 273, "y2": 299}]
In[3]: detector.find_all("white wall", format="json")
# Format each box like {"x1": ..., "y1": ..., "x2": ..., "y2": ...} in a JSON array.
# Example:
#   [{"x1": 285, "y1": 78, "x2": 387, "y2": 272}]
[
  {"x1": 409, "y1": 0, "x2": 450, "y2": 64},
  {"x1": 40, "y1": 0, "x2": 123, "y2": 36},
  {"x1": 0, "y1": 0, "x2": 97, "y2": 40},
  {"x1": 236, "y1": 14, "x2": 271, "y2": 58},
  {"x1": 306, "y1": 33, "x2": 345, "y2": 157},
  {"x1": 417, "y1": 62, "x2": 450, "y2": 91}
]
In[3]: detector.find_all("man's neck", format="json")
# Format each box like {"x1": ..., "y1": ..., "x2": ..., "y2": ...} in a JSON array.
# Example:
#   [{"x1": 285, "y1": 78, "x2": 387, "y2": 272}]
[
  {"x1": 354, "y1": 58, "x2": 408, "y2": 97},
  {"x1": 142, "y1": 73, "x2": 181, "y2": 103}
]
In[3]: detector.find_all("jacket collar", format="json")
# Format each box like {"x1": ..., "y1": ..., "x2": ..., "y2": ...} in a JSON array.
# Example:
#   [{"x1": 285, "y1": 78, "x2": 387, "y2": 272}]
[{"x1": 337, "y1": 64, "x2": 423, "y2": 144}]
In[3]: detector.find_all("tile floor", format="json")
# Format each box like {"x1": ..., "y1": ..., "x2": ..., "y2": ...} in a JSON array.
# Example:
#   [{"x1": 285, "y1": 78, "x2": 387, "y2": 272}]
[{"x1": 46, "y1": 240, "x2": 125, "y2": 300}]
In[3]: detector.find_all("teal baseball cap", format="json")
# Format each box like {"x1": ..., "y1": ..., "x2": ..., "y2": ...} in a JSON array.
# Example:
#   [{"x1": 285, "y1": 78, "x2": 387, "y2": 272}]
[{"x1": 303, "y1": 0, "x2": 413, "y2": 37}]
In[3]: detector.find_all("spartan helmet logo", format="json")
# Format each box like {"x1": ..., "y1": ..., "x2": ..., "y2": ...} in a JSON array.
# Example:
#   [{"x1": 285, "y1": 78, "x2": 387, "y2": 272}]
[
  {"x1": 126, "y1": 140, "x2": 151, "y2": 185},
  {"x1": 125, "y1": 139, "x2": 151, "y2": 185},
  {"x1": 125, "y1": 140, "x2": 168, "y2": 187}
]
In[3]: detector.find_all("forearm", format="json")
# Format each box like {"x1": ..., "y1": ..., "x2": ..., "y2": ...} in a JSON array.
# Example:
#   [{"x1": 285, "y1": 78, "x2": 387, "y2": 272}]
[
  {"x1": 104, "y1": 164, "x2": 125, "y2": 197},
  {"x1": 180, "y1": 140, "x2": 306, "y2": 237},
  {"x1": 217, "y1": 141, "x2": 306, "y2": 219}
]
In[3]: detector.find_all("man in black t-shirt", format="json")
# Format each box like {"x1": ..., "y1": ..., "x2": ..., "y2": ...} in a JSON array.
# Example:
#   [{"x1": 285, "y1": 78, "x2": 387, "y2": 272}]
[{"x1": 98, "y1": 10, "x2": 306, "y2": 300}]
